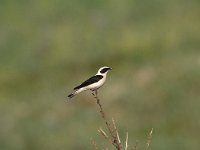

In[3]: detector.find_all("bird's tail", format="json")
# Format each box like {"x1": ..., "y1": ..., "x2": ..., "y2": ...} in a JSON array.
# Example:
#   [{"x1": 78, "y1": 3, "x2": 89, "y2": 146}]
[
  {"x1": 67, "y1": 93, "x2": 75, "y2": 98},
  {"x1": 68, "y1": 92, "x2": 76, "y2": 98},
  {"x1": 68, "y1": 89, "x2": 83, "y2": 99}
]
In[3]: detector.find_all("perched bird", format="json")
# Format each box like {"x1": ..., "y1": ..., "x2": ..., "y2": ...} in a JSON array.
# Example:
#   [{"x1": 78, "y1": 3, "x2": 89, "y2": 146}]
[{"x1": 68, "y1": 66, "x2": 112, "y2": 98}]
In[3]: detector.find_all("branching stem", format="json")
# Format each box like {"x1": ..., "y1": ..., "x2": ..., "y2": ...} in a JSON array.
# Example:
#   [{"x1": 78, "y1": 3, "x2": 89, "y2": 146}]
[{"x1": 93, "y1": 90, "x2": 122, "y2": 150}]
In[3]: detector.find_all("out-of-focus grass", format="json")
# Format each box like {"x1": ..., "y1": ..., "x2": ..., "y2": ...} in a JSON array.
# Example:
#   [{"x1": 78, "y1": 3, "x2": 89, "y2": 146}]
[{"x1": 0, "y1": 0, "x2": 200, "y2": 149}]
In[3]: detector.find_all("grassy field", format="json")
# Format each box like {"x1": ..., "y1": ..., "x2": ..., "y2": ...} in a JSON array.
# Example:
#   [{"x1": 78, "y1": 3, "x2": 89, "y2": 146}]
[{"x1": 0, "y1": 0, "x2": 200, "y2": 149}]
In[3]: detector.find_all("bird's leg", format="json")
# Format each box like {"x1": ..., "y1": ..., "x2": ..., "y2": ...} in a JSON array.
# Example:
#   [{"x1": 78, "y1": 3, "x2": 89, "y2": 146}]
[
  {"x1": 91, "y1": 90, "x2": 98, "y2": 98},
  {"x1": 94, "y1": 90, "x2": 100, "y2": 103},
  {"x1": 91, "y1": 90, "x2": 96, "y2": 97},
  {"x1": 95, "y1": 90, "x2": 98, "y2": 97}
]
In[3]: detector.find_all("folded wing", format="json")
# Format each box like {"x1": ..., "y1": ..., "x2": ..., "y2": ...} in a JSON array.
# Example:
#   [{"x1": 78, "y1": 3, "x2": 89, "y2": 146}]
[{"x1": 74, "y1": 75, "x2": 103, "y2": 90}]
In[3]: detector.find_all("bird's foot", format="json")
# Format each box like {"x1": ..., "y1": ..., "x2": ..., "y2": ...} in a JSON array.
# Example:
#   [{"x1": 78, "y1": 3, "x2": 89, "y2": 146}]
[{"x1": 91, "y1": 90, "x2": 98, "y2": 97}]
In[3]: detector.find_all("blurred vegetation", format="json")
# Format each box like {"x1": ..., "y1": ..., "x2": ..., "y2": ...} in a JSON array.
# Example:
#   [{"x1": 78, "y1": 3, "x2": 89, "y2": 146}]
[{"x1": 0, "y1": 0, "x2": 200, "y2": 149}]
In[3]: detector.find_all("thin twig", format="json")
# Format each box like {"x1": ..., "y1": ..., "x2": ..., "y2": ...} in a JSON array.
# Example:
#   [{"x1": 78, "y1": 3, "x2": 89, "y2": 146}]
[
  {"x1": 98, "y1": 128, "x2": 109, "y2": 139},
  {"x1": 112, "y1": 118, "x2": 122, "y2": 149},
  {"x1": 145, "y1": 128, "x2": 153, "y2": 150},
  {"x1": 112, "y1": 118, "x2": 121, "y2": 143},
  {"x1": 93, "y1": 91, "x2": 122, "y2": 150},
  {"x1": 125, "y1": 132, "x2": 128, "y2": 150},
  {"x1": 94, "y1": 94, "x2": 114, "y2": 138},
  {"x1": 91, "y1": 138, "x2": 99, "y2": 150},
  {"x1": 93, "y1": 93, "x2": 113, "y2": 134}
]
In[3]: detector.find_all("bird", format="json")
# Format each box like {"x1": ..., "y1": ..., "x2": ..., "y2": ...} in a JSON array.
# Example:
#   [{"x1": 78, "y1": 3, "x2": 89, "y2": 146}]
[{"x1": 68, "y1": 66, "x2": 112, "y2": 98}]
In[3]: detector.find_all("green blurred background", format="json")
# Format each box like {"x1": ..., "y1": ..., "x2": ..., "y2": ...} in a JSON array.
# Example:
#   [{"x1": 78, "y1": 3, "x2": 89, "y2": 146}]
[{"x1": 0, "y1": 0, "x2": 200, "y2": 149}]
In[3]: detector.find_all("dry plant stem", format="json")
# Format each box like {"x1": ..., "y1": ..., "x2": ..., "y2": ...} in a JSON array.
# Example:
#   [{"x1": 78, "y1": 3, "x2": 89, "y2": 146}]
[
  {"x1": 145, "y1": 128, "x2": 154, "y2": 150},
  {"x1": 112, "y1": 118, "x2": 122, "y2": 149},
  {"x1": 93, "y1": 92, "x2": 113, "y2": 137},
  {"x1": 125, "y1": 132, "x2": 128, "y2": 150},
  {"x1": 98, "y1": 128, "x2": 109, "y2": 139},
  {"x1": 91, "y1": 138, "x2": 99, "y2": 150},
  {"x1": 93, "y1": 91, "x2": 122, "y2": 150}
]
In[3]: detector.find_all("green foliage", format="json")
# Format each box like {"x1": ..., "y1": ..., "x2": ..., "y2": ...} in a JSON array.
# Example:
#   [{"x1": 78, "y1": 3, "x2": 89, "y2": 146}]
[{"x1": 0, "y1": 0, "x2": 200, "y2": 149}]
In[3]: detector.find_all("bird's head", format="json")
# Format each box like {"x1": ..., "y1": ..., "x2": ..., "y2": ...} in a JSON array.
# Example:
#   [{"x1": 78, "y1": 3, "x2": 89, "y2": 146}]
[{"x1": 97, "y1": 66, "x2": 112, "y2": 75}]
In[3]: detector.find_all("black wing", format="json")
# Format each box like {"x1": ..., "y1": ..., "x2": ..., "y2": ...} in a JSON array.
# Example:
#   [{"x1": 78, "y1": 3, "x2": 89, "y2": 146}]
[{"x1": 74, "y1": 75, "x2": 103, "y2": 90}]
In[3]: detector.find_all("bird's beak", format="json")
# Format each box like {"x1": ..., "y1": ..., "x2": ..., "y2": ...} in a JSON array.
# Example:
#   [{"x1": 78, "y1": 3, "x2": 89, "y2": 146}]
[{"x1": 109, "y1": 68, "x2": 112, "y2": 70}]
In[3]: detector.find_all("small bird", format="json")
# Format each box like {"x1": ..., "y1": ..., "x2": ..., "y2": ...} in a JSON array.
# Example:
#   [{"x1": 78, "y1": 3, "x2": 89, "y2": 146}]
[{"x1": 68, "y1": 66, "x2": 112, "y2": 98}]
